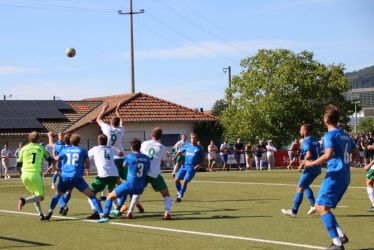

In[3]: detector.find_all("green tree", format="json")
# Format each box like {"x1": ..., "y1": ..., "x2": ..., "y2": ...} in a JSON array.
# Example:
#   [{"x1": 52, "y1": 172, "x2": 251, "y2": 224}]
[
  {"x1": 211, "y1": 99, "x2": 228, "y2": 117},
  {"x1": 221, "y1": 49, "x2": 356, "y2": 147},
  {"x1": 357, "y1": 117, "x2": 374, "y2": 134},
  {"x1": 194, "y1": 121, "x2": 224, "y2": 150}
]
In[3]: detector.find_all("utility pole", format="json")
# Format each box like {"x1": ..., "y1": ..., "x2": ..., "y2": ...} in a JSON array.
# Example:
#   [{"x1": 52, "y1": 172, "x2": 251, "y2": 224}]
[
  {"x1": 223, "y1": 66, "x2": 232, "y2": 89},
  {"x1": 118, "y1": 0, "x2": 144, "y2": 94},
  {"x1": 354, "y1": 101, "x2": 360, "y2": 135}
]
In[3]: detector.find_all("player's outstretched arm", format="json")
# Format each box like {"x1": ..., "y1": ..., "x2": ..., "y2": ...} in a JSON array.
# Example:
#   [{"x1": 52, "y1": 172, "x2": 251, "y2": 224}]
[
  {"x1": 96, "y1": 102, "x2": 109, "y2": 126},
  {"x1": 47, "y1": 132, "x2": 55, "y2": 147},
  {"x1": 364, "y1": 157, "x2": 374, "y2": 171},
  {"x1": 302, "y1": 148, "x2": 334, "y2": 169},
  {"x1": 115, "y1": 101, "x2": 124, "y2": 126}
]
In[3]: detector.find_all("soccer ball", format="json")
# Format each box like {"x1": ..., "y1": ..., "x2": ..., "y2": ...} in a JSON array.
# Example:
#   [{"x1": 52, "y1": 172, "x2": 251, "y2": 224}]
[{"x1": 65, "y1": 48, "x2": 76, "y2": 58}]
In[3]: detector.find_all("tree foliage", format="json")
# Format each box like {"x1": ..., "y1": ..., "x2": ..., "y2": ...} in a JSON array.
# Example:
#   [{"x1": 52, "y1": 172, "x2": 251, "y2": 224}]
[
  {"x1": 358, "y1": 117, "x2": 374, "y2": 134},
  {"x1": 211, "y1": 99, "x2": 228, "y2": 117},
  {"x1": 194, "y1": 121, "x2": 224, "y2": 150},
  {"x1": 221, "y1": 49, "x2": 356, "y2": 147}
]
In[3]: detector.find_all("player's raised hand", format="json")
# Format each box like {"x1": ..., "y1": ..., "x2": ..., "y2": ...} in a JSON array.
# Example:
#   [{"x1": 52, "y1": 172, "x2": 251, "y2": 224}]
[
  {"x1": 102, "y1": 102, "x2": 109, "y2": 111},
  {"x1": 47, "y1": 131, "x2": 53, "y2": 138},
  {"x1": 364, "y1": 164, "x2": 371, "y2": 171}
]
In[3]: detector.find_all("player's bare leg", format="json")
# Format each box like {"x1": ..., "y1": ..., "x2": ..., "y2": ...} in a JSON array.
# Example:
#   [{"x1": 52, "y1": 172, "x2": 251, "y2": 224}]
[{"x1": 366, "y1": 179, "x2": 374, "y2": 211}]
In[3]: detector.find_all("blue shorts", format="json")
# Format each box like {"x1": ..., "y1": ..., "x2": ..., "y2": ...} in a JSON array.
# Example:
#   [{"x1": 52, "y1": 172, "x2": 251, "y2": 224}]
[
  {"x1": 316, "y1": 172, "x2": 350, "y2": 209},
  {"x1": 221, "y1": 154, "x2": 228, "y2": 163},
  {"x1": 177, "y1": 168, "x2": 196, "y2": 182},
  {"x1": 114, "y1": 181, "x2": 144, "y2": 198},
  {"x1": 298, "y1": 170, "x2": 321, "y2": 188},
  {"x1": 58, "y1": 176, "x2": 88, "y2": 193}
]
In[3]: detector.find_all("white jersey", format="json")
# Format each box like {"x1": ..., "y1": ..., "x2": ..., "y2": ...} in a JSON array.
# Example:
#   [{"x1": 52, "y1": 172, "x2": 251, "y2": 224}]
[
  {"x1": 141, "y1": 139, "x2": 167, "y2": 178},
  {"x1": 100, "y1": 122, "x2": 125, "y2": 159},
  {"x1": 174, "y1": 140, "x2": 186, "y2": 151},
  {"x1": 220, "y1": 143, "x2": 230, "y2": 155},
  {"x1": 88, "y1": 145, "x2": 119, "y2": 178}
]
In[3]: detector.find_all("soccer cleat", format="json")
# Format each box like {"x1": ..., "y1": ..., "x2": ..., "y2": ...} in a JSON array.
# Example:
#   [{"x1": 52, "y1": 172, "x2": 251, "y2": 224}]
[
  {"x1": 59, "y1": 207, "x2": 64, "y2": 215},
  {"x1": 61, "y1": 206, "x2": 69, "y2": 216},
  {"x1": 96, "y1": 217, "x2": 109, "y2": 224},
  {"x1": 281, "y1": 209, "x2": 297, "y2": 218},
  {"x1": 125, "y1": 212, "x2": 133, "y2": 220},
  {"x1": 137, "y1": 203, "x2": 145, "y2": 213},
  {"x1": 40, "y1": 214, "x2": 46, "y2": 221},
  {"x1": 18, "y1": 198, "x2": 25, "y2": 211},
  {"x1": 44, "y1": 211, "x2": 53, "y2": 221},
  {"x1": 325, "y1": 243, "x2": 344, "y2": 250},
  {"x1": 110, "y1": 209, "x2": 121, "y2": 217},
  {"x1": 307, "y1": 206, "x2": 317, "y2": 215},
  {"x1": 119, "y1": 204, "x2": 128, "y2": 213},
  {"x1": 368, "y1": 206, "x2": 374, "y2": 212},
  {"x1": 86, "y1": 211, "x2": 100, "y2": 220},
  {"x1": 163, "y1": 212, "x2": 171, "y2": 220},
  {"x1": 99, "y1": 196, "x2": 106, "y2": 201},
  {"x1": 175, "y1": 196, "x2": 182, "y2": 203},
  {"x1": 340, "y1": 234, "x2": 349, "y2": 245}
]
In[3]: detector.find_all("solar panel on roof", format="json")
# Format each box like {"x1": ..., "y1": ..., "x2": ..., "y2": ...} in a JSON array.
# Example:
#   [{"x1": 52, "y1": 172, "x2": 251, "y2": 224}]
[
  {"x1": 52, "y1": 100, "x2": 73, "y2": 110},
  {"x1": 0, "y1": 119, "x2": 12, "y2": 129},
  {"x1": 6, "y1": 118, "x2": 44, "y2": 129},
  {"x1": 0, "y1": 101, "x2": 10, "y2": 110}
]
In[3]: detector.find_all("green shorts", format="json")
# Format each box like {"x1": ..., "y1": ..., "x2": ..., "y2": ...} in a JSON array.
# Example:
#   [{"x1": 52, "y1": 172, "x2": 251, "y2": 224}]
[
  {"x1": 146, "y1": 175, "x2": 168, "y2": 192},
  {"x1": 21, "y1": 172, "x2": 44, "y2": 197},
  {"x1": 176, "y1": 155, "x2": 185, "y2": 164},
  {"x1": 115, "y1": 158, "x2": 127, "y2": 180},
  {"x1": 367, "y1": 168, "x2": 374, "y2": 180},
  {"x1": 90, "y1": 176, "x2": 119, "y2": 194}
]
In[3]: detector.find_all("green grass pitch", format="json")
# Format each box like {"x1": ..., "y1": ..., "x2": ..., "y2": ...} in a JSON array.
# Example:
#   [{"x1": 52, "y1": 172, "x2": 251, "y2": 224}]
[{"x1": 0, "y1": 169, "x2": 373, "y2": 249}]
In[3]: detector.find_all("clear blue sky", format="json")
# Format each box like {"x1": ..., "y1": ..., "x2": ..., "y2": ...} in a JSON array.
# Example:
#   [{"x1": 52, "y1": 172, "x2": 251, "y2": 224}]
[{"x1": 0, "y1": 0, "x2": 373, "y2": 109}]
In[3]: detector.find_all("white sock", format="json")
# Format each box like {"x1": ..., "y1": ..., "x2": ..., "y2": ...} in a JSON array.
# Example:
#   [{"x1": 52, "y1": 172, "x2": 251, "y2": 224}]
[
  {"x1": 332, "y1": 237, "x2": 342, "y2": 246},
  {"x1": 164, "y1": 196, "x2": 172, "y2": 213},
  {"x1": 336, "y1": 226, "x2": 344, "y2": 238},
  {"x1": 129, "y1": 195, "x2": 140, "y2": 214},
  {"x1": 34, "y1": 201, "x2": 43, "y2": 215},
  {"x1": 87, "y1": 198, "x2": 96, "y2": 211},
  {"x1": 101, "y1": 188, "x2": 108, "y2": 196},
  {"x1": 367, "y1": 187, "x2": 374, "y2": 206},
  {"x1": 25, "y1": 195, "x2": 42, "y2": 204}
]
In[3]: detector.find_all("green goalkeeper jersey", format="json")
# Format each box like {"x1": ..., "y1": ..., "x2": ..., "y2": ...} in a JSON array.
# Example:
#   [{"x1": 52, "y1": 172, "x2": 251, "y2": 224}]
[{"x1": 18, "y1": 143, "x2": 50, "y2": 174}]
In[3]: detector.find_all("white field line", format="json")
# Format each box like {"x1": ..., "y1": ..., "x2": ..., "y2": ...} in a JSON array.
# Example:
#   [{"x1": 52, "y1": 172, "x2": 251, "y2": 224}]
[
  {"x1": 0, "y1": 209, "x2": 324, "y2": 250},
  {"x1": 0, "y1": 180, "x2": 366, "y2": 189}
]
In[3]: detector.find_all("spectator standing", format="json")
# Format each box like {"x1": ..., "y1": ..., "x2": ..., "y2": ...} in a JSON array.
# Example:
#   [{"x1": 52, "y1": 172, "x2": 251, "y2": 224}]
[
  {"x1": 234, "y1": 138, "x2": 244, "y2": 171},
  {"x1": 255, "y1": 140, "x2": 266, "y2": 170},
  {"x1": 287, "y1": 139, "x2": 299, "y2": 169},
  {"x1": 357, "y1": 136, "x2": 365, "y2": 167},
  {"x1": 207, "y1": 141, "x2": 218, "y2": 172},
  {"x1": 14, "y1": 142, "x2": 23, "y2": 175},
  {"x1": 266, "y1": 140, "x2": 277, "y2": 171},
  {"x1": 220, "y1": 140, "x2": 230, "y2": 171},
  {"x1": 362, "y1": 135, "x2": 370, "y2": 164},
  {"x1": 368, "y1": 132, "x2": 374, "y2": 162},
  {"x1": 245, "y1": 142, "x2": 253, "y2": 170},
  {"x1": 1, "y1": 144, "x2": 11, "y2": 179}
]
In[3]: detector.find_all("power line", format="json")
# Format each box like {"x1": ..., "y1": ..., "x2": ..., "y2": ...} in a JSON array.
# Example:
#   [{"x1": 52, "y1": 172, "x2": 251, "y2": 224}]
[
  {"x1": 159, "y1": 0, "x2": 248, "y2": 54},
  {"x1": 146, "y1": 12, "x2": 238, "y2": 64}
]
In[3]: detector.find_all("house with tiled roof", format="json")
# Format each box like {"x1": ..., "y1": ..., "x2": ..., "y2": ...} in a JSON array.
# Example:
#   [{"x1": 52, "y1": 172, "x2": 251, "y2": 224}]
[{"x1": 0, "y1": 93, "x2": 216, "y2": 152}]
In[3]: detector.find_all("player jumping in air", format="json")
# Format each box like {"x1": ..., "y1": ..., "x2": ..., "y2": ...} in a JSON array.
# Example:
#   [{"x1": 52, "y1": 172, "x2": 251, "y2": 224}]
[
  {"x1": 175, "y1": 132, "x2": 205, "y2": 202},
  {"x1": 97, "y1": 139, "x2": 150, "y2": 223},
  {"x1": 299, "y1": 105, "x2": 358, "y2": 250},
  {"x1": 17, "y1": 131, "x2": 55, "y2": 220},
  {"x1": 281, "y1": 124, "x2": 321, "y2": 217},
  {"x1": 123, "y1": 127, "x2": 172, "y2": 220},
  {"x1": 44, "y1": 134, "x2": 103, "y2": 220}
]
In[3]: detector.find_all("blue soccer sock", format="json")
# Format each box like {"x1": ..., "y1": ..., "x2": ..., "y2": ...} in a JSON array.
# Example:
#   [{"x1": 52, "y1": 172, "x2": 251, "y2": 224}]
[
  {"x1": 103, "y1": 199, "x2": 113, "y2": 217},
  {"x1": 321, "y1": 212, "x2": 339, "y2": 239},
  {"x1": 50, "y1": 194, "x2": 60, "y2": 211},
  {"x1": 176, "y1": 182, "x2": 181, "y2": 193},
  {"x1": 180, "y1": 185, "x2": 188, "y2": 197},
  {"x1": 292, "y1": 192, "x2": 303, "y2": 214},
  {"x1": 117, "y1": 196, "x2": 127, "y2": 210},
  {"x1": 89, "y1": 195, "x2": 103, "y2": 215},
  {"x1": 304, "y1": 187, "x2": 316, "y2": 206},
  {"x1": 59, "y1": 193, "x2": 71, "y2": 208},
  {"x1": 52, "y1": 173, "x2": 58, "y2": 184}
]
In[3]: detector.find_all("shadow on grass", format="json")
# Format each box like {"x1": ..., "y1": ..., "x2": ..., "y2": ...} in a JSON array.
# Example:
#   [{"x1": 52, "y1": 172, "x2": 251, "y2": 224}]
[
  {"x1": 0, "y1": 236, "x2": 52, "y2": 248},
  {"x1": 340, "y1": 214, "x2": 374, "y2": 218}
]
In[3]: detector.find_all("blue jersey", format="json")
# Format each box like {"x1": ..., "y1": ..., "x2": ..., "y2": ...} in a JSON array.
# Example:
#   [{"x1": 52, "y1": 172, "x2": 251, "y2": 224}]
[
  {"x1": 54, "y1": 141, "x2": 65, "y2": 168},
  {"x1": 323, "y1": 129, "x2": 355, "y2": 174},
  {"x1": 58, "y1": 146, "x2": 88, "y2": 178},
  {"x1": 124, "y1": 153, "x2": 150, "y2": 189},
  {"x1": 301, "y1": 136, "x2": 322, "y2": 174},
  {"x1": 181, "y1": 143, "x2": 205, "y2": 169}
]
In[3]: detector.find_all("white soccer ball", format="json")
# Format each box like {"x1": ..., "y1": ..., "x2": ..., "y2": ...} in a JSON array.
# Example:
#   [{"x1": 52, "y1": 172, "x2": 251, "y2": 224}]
[{"x1": 65, "y1": 48, "x2": 76, "y2": 58}]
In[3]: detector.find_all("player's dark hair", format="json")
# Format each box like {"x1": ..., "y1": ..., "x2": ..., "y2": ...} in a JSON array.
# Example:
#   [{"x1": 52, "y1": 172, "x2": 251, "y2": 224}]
[
  {"x1": 302, "y1": 123, "x2": 313, "y2": 132},
  {"x1": 63, "y1": 133, "x2": 72, "y2": 145},
  {"x1": 29, "y1": 131, "x2": 39, "y2": 143},
  {"x1": 111, "y1": 117, "x2": 121, "y2": 128},
  {"x1": 191, "y1": 132, "x2": 198, "y2": 139},
  {"x1": 152, "y1": 127, "x2": 163, "y2": 140},
  {"x1": 70, "y1": 134, "x2": 81, "y2": 146},
  {"x1": 130, "y1": 138, "x2": 142, "y2": 152},
  {"x1": 98, "y1": 134, "x2": 108, "y2": 146},
  {"x1": 324, "y1": 104, "x2": 340, "y2": 125}
]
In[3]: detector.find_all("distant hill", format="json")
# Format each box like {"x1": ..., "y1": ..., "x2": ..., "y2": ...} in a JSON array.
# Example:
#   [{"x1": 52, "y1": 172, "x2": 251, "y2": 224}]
[{"x1": 346, "y1": 65, "x2": 374, "y2": 89}]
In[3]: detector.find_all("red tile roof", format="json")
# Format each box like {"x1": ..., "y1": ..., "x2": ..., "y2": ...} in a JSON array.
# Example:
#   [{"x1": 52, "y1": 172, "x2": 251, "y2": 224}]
[{"x1": 67, "y1": 92, "x2": 216, "y2": 132}]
